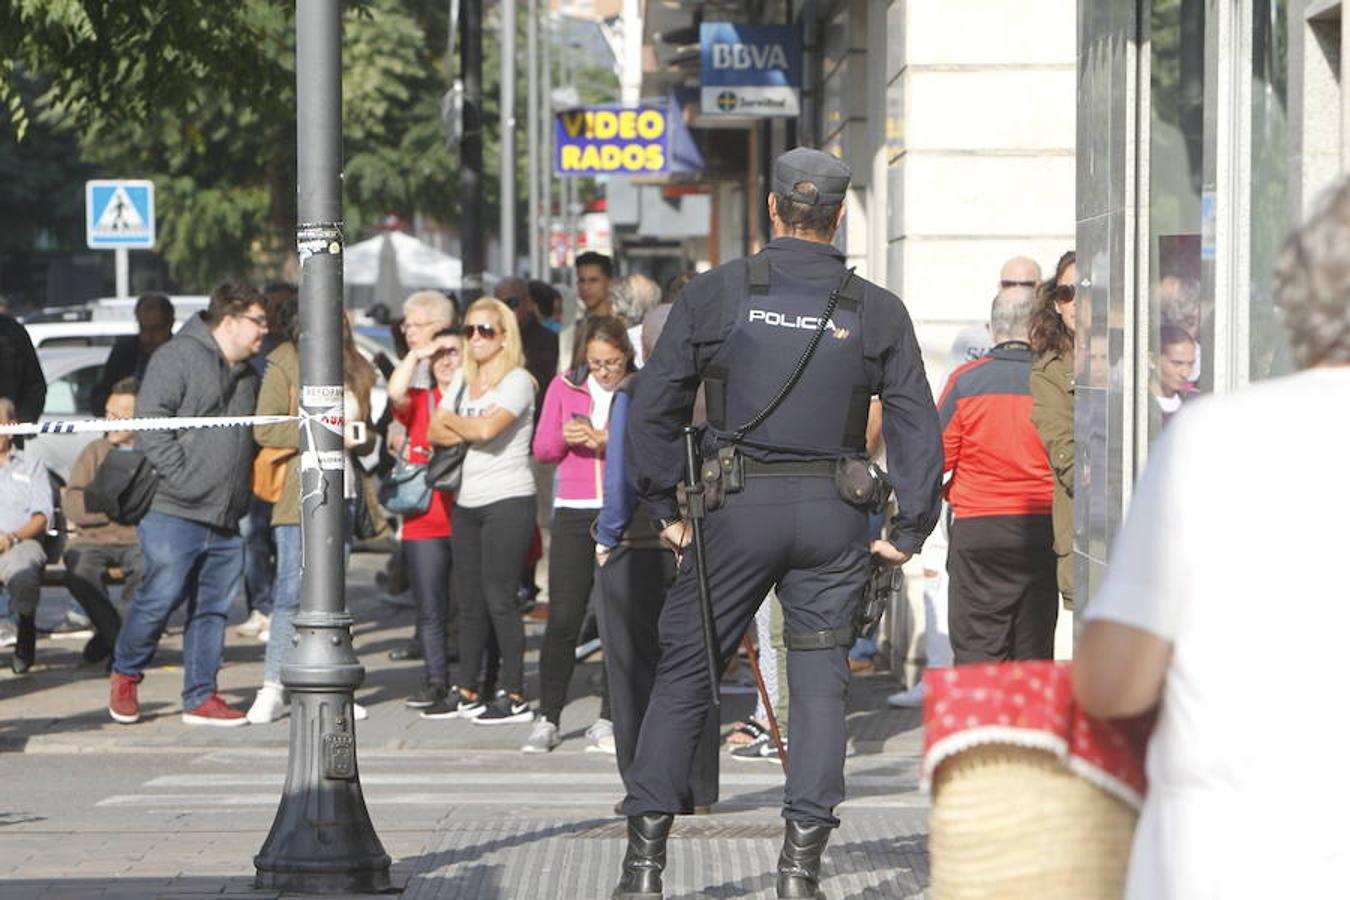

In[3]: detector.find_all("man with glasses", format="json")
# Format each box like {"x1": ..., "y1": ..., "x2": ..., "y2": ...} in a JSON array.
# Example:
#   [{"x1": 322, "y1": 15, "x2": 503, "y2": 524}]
[{"x1": 108, "y1": 282, "x2": 267, "y2": 727}]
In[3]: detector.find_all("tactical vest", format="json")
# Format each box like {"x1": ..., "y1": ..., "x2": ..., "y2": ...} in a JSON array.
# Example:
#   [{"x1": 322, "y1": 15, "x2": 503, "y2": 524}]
[{"x1": 698, "y1": 252, "x2": 872, "y2": 456}]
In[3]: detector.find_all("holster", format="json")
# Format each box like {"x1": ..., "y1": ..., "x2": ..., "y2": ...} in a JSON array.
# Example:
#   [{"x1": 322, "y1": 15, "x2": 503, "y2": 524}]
[
  {"x1": 701, "y1": 446, "x2": 745, "y2": 513},
  {"x1": 834, "y1": 458, "x2": 891, "y2": 513}
]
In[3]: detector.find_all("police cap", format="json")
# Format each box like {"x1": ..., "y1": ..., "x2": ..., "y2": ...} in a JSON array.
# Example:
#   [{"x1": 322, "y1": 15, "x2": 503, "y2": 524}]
[{"x1": 771, "y1": 147, "x2": 851, "y2": 205}]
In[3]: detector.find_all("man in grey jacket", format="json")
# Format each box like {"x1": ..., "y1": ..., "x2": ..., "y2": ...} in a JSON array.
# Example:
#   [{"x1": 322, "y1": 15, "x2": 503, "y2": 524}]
[{"x1": 108, "y1": 282, "x2": 267, "y2": 726}]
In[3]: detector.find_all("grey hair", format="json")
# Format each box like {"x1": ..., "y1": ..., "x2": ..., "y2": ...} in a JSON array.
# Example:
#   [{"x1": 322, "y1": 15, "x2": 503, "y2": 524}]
[
  {"x1": 990, "y1": 286, "x2": 1036, "y2": 343},
  {"x1": 609, "y1": 274, "x2": 662, "y2": 328},
  {"x1": 1275, "y1": 178, "x2": 1350, "y2": 368},
  {"x1": 402, "y1": 289, "x2": 455, "y2": 325}
]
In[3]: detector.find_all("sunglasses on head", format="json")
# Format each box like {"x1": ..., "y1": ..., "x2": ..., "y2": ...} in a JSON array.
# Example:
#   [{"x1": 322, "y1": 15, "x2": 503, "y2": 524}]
[
  {"x1": 462, "y1": 323, "x2": 498, "y2": 339},
  {"x1": 1050, "y1": 283, "x2": 1076, "y2": 304}
]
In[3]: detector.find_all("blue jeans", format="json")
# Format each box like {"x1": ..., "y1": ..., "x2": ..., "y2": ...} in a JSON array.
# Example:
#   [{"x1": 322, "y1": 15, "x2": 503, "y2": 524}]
[
  {"x1": 114, "y1": 511, "x2": 244, "y2": 710},
  {"x1": 261, "y1": 500, "x2": 358, "y2": 685},
  {"x1": 239, "y1": 496, "x2": 276, "y2": 615},
  {"x1": 262, "y1": 525, "x2": 301, "y2": 685}
]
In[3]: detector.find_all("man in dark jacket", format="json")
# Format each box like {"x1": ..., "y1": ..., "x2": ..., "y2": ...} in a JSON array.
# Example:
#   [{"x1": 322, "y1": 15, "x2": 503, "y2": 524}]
[
  {"x1": 91, "y1": 293, "x2": 174, "y2": 417},
  {"x1": 108, "y1": 282, "x2": 266, "y2": 727},
  {"x1": 0, "y1": 313, "x2": 46, "y2": 424}
]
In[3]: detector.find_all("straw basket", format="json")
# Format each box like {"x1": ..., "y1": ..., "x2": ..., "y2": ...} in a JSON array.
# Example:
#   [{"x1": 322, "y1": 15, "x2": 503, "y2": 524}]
[{"x1": 930, "y1": 744, "x2": 1138, "y2": 899}]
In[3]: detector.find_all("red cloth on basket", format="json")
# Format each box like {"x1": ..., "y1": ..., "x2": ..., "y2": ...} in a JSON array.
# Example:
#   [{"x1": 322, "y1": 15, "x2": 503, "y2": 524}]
[{"x1": 921, "y1": 660, "x2": 1153, "y2": 809}]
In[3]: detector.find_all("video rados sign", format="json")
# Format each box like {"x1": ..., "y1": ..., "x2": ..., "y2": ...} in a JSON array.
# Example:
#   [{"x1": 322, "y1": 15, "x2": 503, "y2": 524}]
[{"x1": 554, "y1": 105, "x2": 670, "y2": 177}]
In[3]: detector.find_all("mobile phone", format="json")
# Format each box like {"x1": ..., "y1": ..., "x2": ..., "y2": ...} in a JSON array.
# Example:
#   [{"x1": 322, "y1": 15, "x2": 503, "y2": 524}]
[{"x1": 346, "y1": 420, "x2": 367, "y2": 444}]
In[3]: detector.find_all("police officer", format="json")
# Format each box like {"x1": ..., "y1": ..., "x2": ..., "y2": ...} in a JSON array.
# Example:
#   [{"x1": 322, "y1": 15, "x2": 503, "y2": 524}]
[{"x1": 612, "y1": 148, "x2": 944, "y2": 899}]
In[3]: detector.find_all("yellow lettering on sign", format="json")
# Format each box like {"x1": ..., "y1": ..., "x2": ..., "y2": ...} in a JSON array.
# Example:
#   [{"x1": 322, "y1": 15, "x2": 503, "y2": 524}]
[
  {"x1": 617, "y1": 111, "x2": 637, "y2": 139},
  {"x1": 561, "y1": 144, "x2": 582, "y2": 170},
  {"x1": 594, "y1": 111, "x2": 618, "y2": 139},
  {"x1": 645, "y1": 144, "x2": 665, "y2": 170},
  {"x1": 621, "y1": 144, "x2": 645, "y2": 171},
  {"x1": 562, "y1": 112, "x2": 586, "y2": 139},
  {"x1": 637, "y1": 110, "x2": 665, "y2": 140},
  {"x1": 579, "y1": 144, "x2": 602, "y2": 169},
  {"x1": 600, "y1": 145, "x2": 621, "y2": 168}
]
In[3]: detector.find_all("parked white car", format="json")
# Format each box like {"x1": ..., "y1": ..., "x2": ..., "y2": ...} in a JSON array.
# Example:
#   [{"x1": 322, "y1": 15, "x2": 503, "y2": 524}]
[{"x1": 30, "y1": 347, "x2": 109, "y2": 482}]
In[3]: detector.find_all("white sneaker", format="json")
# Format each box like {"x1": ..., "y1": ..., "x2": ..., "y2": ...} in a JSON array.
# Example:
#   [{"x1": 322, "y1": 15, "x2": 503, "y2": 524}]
[
  {"x1": 235, "y1": 610, "x2": 270, "y2": 638},
  {"x1": 353, "y1": 702, "x2": 369, "y2": 721},
  {"x1": 246, "y1": 683, "x2": 288, "y2": 724},
  {"x1": 584, "y1": 718, "x2": 616, "y2": 754},
  {"x1": 257, "y1": 629, "x2": 270, "y2": 643},
  {"x1": 886, "y1": 683, "x2": 926, "y2": 708},
  {"x1": 521, "y1": 716, "x2": 561, "y2": 753}
]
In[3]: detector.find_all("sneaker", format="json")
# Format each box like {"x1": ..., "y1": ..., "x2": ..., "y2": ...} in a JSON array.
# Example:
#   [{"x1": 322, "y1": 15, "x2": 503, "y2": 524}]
[
  {"x1": 730, "y1": 733, "x2": 785, "y2": 762},
  {"x1": 235, "y1": 609, "x2": 270, "y2": 638},
  {"x1": 0, "y1": 622, "x2": 15, "y2": 649},
  {"x1": 406, "y1": 681, "x2": 449, "y2": 709},
  {"x1": 421, "y1": 687, "x2": 486, "y2": 720},
  {"x1": 380, "y1": 591, "x2": 416, "y2": 609},
  {"x1": 584, "y1": 717, "x2": 617, "y2": 754},
  {"x1": 353, "y1": 702, "x2": 369, "y2": 721},
  {"x1": 182, "y1": 692, "x2": 249, "y2": 727},
  {"x1": 246, "y1": 683, "x2": 287, "y2": 724},
  {"x1": 257, "y1": 629, "x2": 270, "y2": 643},
  {"x1": 108, "y1": 672, "x2": 143, "y2": 724},
  {"x1": 472, "y1": 690, "x2": 532, "y2": 725},
  {"x1": 886, "y1": 683, "x2": 926, "y2": 708},
  {"x1": 387, "y1": 639, "x2": 423, "y2": 661},
  {"x1": 521, "y1": 715, "x2": 561, "y2": 753}
]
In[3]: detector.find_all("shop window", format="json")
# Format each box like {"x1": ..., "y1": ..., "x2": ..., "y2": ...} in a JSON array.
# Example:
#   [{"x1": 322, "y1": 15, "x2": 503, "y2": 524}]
[
  {"x1": 1147, "y1": 0, "x2": 1209, "y2": 440},
  {"x1": 1250, "y1": 0, "x2": 1294, "y2": 381}
]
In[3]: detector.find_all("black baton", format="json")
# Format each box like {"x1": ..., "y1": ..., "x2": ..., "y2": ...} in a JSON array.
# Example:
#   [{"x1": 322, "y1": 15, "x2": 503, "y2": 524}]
[{"x1": 682, "y1": 426, "x2": 721, "y2": 710}]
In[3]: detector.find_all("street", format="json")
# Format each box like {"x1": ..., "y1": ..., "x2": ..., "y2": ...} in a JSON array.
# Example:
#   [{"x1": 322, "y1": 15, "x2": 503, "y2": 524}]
[{"x1": 0, "y1": 552, "x2": 931, "y2": 899}]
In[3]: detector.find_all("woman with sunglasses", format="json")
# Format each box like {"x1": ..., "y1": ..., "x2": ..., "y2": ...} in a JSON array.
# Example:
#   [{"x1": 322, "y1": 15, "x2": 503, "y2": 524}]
[
  {"x1": 521, "y1": 315, "x2": 634, "y2": 754},
  {"x1": 424, "y1": 298, "x2": 538, "y2": 724},
  {"x1": 1028, "y1": 250, "x2": 1078, "y2": 609},
  {"x1": 386, "y1": 322, "x2": 464, "y2": 712}
]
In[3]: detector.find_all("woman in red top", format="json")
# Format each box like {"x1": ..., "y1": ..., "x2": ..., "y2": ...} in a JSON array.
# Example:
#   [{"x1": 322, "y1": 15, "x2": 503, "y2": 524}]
[{"x1": 387, "y1": 326, "x2": 463, "y2": 709}]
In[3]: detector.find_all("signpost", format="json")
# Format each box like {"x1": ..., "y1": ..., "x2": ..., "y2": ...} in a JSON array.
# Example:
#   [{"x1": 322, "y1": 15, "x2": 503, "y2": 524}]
[
  {"x1": 85, "y1": 179, "x2": 155, "y2": 299},
  {"x1": 699, "y1": 23, "x2": 802, "y2": 118}
]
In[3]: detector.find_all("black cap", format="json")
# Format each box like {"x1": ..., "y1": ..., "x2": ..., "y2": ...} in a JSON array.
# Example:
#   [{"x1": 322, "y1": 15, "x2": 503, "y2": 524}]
[{"x1": 771, "y1": 147, "x2": 851, "y2": 205}]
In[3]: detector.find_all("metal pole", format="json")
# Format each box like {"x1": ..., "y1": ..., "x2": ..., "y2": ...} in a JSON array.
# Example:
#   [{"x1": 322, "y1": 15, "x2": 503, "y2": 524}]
[
  {"x1": 526, "y1": 0, "x2": 539, "y2": 276},
  {"x1": 255, "y1": 1, "x2": 389, "y2": 889},
  {"x1": 541, "y1": 12, "x2": 553, "y2": 281},
  {"x1": 114, "y1": 248, "x2": 130, "y2": 300},
  {"x1": 461, "y1": 0, "x2": 485, "y2": 302},
  {"x1": 500, "y1": 0, "x2": 517, "y2": 275}
]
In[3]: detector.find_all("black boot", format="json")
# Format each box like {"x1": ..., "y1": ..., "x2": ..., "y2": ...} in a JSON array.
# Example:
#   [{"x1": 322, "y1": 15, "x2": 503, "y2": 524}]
[
  {"x1": 11, "y1": 614, "x2": 36, "y2": 674},
  {"x1": 776, "y1": 820, "x2": 831, "y2": 899},
  {"x1": 611, "y1": 813, "x2": 673, "y2": 899}
]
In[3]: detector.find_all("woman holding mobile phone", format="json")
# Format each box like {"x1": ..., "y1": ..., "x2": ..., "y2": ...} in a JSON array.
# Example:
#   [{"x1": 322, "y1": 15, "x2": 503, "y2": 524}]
[{"x1": 522, "y1": 315, "x2": 635, "y2": 754}]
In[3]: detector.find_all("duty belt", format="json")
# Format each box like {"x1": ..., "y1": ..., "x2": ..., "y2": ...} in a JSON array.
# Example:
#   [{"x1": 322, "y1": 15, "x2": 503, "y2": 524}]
[{"x1": 741, "y1": 458, "x2": 836, "y2": 477}]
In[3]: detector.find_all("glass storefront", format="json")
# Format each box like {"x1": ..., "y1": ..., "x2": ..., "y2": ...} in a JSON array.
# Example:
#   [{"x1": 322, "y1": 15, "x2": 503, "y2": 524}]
[
  {"x1": 1147, "y1": 0, "x2": 1209, "y2": 442},
  {"x1": 1250, "y1": 0, "x2": 1294, "y2": 381}
]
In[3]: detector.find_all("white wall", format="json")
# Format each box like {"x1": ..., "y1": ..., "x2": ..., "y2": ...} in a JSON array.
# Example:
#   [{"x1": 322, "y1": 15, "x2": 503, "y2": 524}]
[{"x1": 876, "y1": 0, "x2": 1078, "y2": 384}]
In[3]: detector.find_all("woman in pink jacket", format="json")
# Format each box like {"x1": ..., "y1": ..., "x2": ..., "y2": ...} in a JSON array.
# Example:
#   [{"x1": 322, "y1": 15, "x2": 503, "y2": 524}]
[{"x1": 523, "y1": 315, "x2": 634, "y2": 754}]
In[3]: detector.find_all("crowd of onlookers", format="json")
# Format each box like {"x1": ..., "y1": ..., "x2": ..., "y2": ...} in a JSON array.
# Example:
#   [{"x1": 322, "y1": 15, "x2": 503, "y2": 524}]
[{"x1": 0, "y1": 239, "x2": 1208, "y2": 744}]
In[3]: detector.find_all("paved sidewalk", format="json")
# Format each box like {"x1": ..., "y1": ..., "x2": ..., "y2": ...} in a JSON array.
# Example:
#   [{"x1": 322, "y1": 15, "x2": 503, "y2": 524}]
[
  {"x1": 0, "y1": 551, "x2": 931, "y2": 899},
  {"x1": 0, "y1": 552, "x2": 925, "y2": 756}
]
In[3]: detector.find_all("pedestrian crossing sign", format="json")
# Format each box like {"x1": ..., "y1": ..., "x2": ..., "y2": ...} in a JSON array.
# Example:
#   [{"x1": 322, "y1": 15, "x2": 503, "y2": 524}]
[{"x1": 85, "y1": 179, "x2": 155, "y2": 250}]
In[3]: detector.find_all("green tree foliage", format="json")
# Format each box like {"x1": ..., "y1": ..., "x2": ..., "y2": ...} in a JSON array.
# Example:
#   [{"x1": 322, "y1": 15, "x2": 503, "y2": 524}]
[{"x1": 1, "y1": 0, "x2": 616, "y2": 287}]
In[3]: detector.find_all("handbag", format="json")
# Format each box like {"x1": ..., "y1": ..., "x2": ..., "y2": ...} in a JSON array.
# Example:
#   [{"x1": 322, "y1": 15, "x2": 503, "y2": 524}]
[
  {"x1": 426, "y1": 384, "x2": 466, "y2": 493},
  {"x1": 252, "y1": 383, "x2": 299, "y2": 503},
  {"x1": 376, "y1": 391, "x2": 441, "y2": 516},
  {"x1": 85, "y1": 447, "x2": 159, "y2": 525},
  {"x1": 252, "y1": 446, "x2": 297, "y2": 503}
]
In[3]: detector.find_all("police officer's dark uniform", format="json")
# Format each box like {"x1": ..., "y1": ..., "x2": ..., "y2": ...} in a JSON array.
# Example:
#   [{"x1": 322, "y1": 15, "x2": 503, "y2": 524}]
[{"x1": 612, "y1": 148, "x2": 944, "y2": 899}]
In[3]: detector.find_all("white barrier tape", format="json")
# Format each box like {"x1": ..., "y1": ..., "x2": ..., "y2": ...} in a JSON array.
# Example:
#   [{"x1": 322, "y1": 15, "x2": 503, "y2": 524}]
[{"x1": 0, "y1": 414, "x2": 298, "y2": 437}]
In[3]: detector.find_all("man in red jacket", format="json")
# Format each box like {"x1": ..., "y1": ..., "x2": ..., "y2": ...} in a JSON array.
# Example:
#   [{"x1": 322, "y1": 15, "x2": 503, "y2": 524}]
[{"x1": 937, "y1": 286, "x2": 1057, "y2": 662}]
